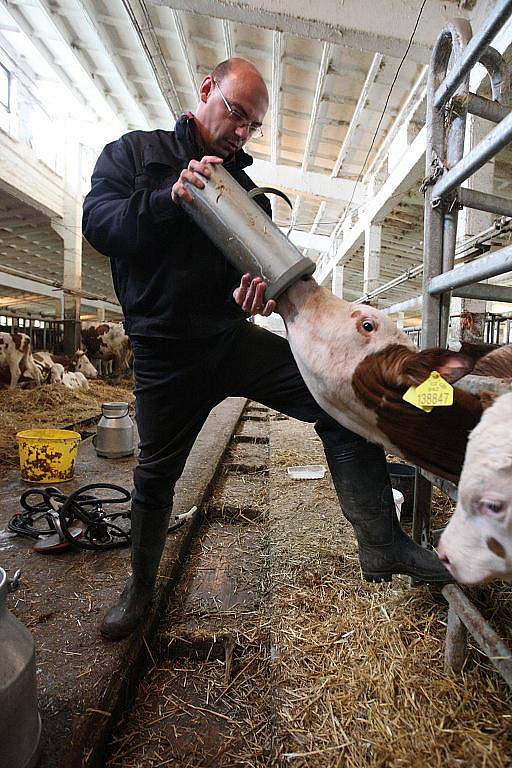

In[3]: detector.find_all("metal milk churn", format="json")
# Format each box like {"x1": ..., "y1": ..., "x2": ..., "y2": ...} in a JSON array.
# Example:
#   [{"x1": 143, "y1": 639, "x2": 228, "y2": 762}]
[
  {"x1": 93, "y1": 402, "x2": 136, "y2": 458},
  {"x1": 181, "y1": 163, "x2": 316, "y2": 301},
  {"x1": 0, "y1": 567, "x2": 42, "y2": 768}
]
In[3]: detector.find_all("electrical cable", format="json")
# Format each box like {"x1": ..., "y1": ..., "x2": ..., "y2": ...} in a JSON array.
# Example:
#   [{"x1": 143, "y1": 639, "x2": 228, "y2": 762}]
[{"x1": 329, "y1": 0, "x2": 429, "y2": 237}]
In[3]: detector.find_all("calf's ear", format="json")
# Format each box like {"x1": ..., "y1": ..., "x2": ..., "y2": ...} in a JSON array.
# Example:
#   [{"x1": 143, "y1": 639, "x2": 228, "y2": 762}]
[{"x1": 401, "y1": 348, "x2": 474, "y2": 385}]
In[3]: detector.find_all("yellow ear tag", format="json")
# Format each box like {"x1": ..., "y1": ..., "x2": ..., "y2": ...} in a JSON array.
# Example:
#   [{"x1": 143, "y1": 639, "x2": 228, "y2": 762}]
[{"x1": 403, "y1": 371, "x2": 453, "y2": 413}]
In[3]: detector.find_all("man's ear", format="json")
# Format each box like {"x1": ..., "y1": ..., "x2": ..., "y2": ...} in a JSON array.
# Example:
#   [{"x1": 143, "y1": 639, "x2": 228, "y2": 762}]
[
  {"x1": 199, "y1": 75, "x2": 213, "y2": 104},
  {"x1": 400, "y1": 348, "x2": 475, "y2": 385}
]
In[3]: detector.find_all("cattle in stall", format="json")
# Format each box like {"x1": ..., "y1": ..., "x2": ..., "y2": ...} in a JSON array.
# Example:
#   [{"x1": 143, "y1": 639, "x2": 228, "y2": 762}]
[
  {"x1": 50, "y1": 363, "x2": 89, "y2": 390},
  {"x1": 277, "y1": 278, "x2": 482, "y2": 484},
  {"x1": 437, "y1": 391, "x2": 512, "y2": 583},
  {"x1": 81, "y1": 322, "x2": 131, "y2": 376},
  {"x1": 33, "y1": 350, "x2": 98, "y2": 382},
  {"x1": 472, "y1": 344, "x2": 512, "y2": 379},
  {"x1": 0, "y1": 332, "x2": 42, "y2": 388}
]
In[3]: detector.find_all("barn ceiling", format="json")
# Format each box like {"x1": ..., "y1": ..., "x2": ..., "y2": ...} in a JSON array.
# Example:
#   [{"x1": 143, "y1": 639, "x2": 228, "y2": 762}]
[{"x1": 0, "y1": 0, "x2": 510, "y2": 319}]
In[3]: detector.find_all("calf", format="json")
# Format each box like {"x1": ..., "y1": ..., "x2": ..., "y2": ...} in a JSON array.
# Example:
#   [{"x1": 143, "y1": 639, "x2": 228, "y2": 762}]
[
  {"x1": 34, "y1": 349, "x2": 98, "y2": 381},
  {"x1": 472, "y1": 344, "x2": 512, "y2": 379},
  {"x1": 277, "y1": 278, "x2": 482, "y2": 484},
  {"x1": 0, "y1": 332, "x2": 41, "y2": 388},
  {"x1": 437, "y1": 392, "x2": 512, "y2": 583},
  {"x1": 50, "y1": 363, "x2": 89, "y2": 390},
  {"x1": 81, "y1": 322, "x2": 131, "y2": 376}
]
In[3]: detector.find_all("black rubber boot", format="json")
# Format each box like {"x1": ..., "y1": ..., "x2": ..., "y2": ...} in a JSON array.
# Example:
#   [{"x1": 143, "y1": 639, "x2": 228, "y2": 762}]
[
  {"x1": 100, "y1": 504, "x2": 171, "y2": 640},
  {"x1": 325, "y1": 440, "x2": 452, "y2": 584}
]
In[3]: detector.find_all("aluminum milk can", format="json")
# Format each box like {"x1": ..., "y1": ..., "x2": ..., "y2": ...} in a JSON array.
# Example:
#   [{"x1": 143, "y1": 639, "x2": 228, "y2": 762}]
[
  {"x1": 0, "y1": 567, "x2": 42, "y2": 768},
  {"x1": 93, "y1": 402, "x2": 135, "y2": 458},
  {"x1": 182, "y1": 163, "x2": 316, "y2": 300}
]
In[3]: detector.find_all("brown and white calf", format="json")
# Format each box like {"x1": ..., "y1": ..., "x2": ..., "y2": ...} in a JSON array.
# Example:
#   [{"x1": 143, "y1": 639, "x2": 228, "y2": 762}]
[
  {"x1": 81, "y1": 322, "x2": 131, "y2": 376},
  {"x1": 0, "y1": 332, "x2": 42, "y2": 388},
  {"x1": 437, "y1": 391, "x2": 512, "y2": 583},
  {"x1": 33, "y1": 350, "x2": 98, "y2": 382},
  {"x1": 277, "y1": 278, "x2": 482, "y2": 484},
  {"x1": 49, "y1": 363, "x2": 89, "y2": 390}
]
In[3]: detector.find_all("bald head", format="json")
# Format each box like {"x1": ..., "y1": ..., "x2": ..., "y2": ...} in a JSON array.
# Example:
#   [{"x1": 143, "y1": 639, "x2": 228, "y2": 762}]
[
  {"x1": 213, "y1": 58, "x2": 268, "y2": 100},
  {"x1": 195, "y1": 58, "x2": 268, "y2": 158}
]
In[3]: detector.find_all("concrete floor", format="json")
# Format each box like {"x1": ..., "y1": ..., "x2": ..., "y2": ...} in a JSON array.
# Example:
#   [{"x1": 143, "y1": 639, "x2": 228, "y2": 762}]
[{"x1": 0, "y1": 397, "x2": 246, "y2": 768}]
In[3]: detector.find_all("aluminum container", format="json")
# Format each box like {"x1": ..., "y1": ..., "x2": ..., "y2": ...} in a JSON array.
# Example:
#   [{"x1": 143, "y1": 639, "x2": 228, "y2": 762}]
[
  {"x1": 0, "y1": 568, "x2": 42, "y2": 768},
  {"x1": 93, "y1": 402, "x2": 136, "y2": 458},
  {"x1": 182, "y1": 163, "x2": 316, "y2": 300}
]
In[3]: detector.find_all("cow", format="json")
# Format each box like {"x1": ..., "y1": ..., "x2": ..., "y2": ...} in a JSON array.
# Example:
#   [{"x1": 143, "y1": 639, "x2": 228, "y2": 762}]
[
  {"x1": 33, "y1": 350, "x2": 98, "y2": 381},
  {"x1": 472, "y1": 344, "x2": 512, "y2": 379},
  {"x1": 81, "y1": 322, "x2": 131, "y2": 376},
  {"x1": 49, "y1": 363, "x2": 89, "y2": 390},
  {"x1": 277, "y1": 278, "x2": 482, "y2": 484},
  {"x1": 437, "y1": 391, "x2": 512, "y2": 583},
  {"x1": 0, "y1": 331, "x2": 42, "y2": 388}
]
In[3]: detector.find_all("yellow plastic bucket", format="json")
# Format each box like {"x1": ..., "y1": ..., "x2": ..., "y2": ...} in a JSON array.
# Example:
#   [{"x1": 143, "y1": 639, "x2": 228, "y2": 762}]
[{"x1": 16, "y1": 429, "x2": 81, "y2": 483}]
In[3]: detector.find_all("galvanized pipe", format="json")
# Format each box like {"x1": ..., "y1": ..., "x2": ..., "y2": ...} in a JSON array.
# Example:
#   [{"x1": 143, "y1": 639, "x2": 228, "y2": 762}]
[
  {"x1": 442, "y1": 584, "x2": 512, "y2": 689},
  {"x1": 458, "y1": 187, "x2": 512, "y2": 218},
  {"x1": 477, "y1": 45, "x2": 511, "y2": 105},
  {"x1": 453, "y1": 282, "x2": 512, "y2": 302},
  {"x1": 422, "y1": 19, "x2": 471, "y2": 349},
  {"x1": 432, "y1": 109, "x2": 512, "y2": 202},
  {"x1": 467, "y1": 93, "x2": 510, "y2": 123},
  {"x1": 433, "y1": 0, "x2": 512, "y2": 109},
  {"x1": 428, "y1": 244, "x2": 512, "y2": 294},
  {"x1": 181, "y1": 163, "x2": 316, "y2": 301}
]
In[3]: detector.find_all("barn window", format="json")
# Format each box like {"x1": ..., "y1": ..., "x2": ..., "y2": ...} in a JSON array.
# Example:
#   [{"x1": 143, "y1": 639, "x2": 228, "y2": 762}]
[{"x1": 0, "y1": 64, "x2": 10, "y2": 111}]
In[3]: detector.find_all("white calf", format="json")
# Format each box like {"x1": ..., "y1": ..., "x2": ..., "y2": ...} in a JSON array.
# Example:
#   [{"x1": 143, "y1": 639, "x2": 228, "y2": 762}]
[{"x1": 437, "y1": 392, "x2": 512, "y2": 584}]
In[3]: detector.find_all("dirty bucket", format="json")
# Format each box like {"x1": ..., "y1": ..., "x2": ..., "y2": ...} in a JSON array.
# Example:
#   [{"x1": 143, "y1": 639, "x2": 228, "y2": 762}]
[
  {"x1": 387, "y1": 462, "x2": 415, "y2": 521},
  {"x1": 16, "y1": 429, "x2": 81, "y2": 483}
]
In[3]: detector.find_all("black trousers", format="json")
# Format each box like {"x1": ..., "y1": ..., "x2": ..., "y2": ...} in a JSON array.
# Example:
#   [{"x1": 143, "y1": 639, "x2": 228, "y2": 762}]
[{"x1": 130, "y1": 321, "x2": 369, "y2": 513}]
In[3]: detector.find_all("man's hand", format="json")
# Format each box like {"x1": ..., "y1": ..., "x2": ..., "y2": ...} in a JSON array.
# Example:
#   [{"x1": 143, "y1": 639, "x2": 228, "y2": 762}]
[
  {"x1": 233, "y1": 274, "x2": 276, "y2": 317},
  {"x1": 171, "y1": 156, "x2": 223, "y2": 205}
]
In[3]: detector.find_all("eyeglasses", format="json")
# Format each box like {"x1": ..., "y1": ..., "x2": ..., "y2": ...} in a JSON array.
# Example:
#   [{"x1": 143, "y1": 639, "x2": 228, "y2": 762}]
[{"x1": 214, "y1": 80, "x2": 264, "y2": 140}]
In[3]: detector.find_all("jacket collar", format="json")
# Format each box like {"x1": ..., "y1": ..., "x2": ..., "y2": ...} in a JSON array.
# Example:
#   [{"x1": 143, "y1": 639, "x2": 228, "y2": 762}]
[{"x1": 174, "y1": 112, "x2": 254, "y2": 171}]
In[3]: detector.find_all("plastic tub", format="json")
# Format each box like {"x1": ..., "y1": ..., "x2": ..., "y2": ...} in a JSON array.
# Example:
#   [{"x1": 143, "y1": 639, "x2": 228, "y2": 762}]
[
  {"x1": 287, "y1": 464, "x2": 326, "y2": 480},
  {"x1": 16, "y1": 429, "x2": 81, "y2": 483}
]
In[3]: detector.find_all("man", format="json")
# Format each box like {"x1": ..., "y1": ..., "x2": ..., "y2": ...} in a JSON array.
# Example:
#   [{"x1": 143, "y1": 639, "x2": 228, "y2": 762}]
[{"x1": 83, "y1": 58, "x2": 450, "y2": 641}]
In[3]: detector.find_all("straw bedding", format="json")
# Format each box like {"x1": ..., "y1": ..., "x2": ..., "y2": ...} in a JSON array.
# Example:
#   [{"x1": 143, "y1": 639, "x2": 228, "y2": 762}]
[
  {"x1": 107, "y1": 412, "x2": 511, "y2": 767},
  {"x1": 0, "y1": 379, "x2": 134, "y2": 475}
]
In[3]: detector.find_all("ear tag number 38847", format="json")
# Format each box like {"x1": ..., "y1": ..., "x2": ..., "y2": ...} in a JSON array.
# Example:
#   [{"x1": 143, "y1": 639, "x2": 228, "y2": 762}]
[{"x1": 403, "y1": 371, "x2": 454, "y2": 413}]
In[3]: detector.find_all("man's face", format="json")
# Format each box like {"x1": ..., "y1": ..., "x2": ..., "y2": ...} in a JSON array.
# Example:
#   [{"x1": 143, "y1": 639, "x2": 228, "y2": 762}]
[{"x1": 198, "y1": 71, "x2": 268, "y2": 159}]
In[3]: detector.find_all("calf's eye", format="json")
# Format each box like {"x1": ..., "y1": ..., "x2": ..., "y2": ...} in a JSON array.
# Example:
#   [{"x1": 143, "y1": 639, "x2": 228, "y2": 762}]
[
  {"x1": 478, "y1": 499, "x2": 504, "y2": 516},
  {"x1": 362, "y1": 320, "x2": 375, "y2": 332}
]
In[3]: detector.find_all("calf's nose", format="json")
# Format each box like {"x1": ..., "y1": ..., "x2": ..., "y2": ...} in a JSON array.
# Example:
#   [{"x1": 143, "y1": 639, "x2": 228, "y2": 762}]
[{"x1": 436, "y1": 546, "x2": 450, "y2": 567}]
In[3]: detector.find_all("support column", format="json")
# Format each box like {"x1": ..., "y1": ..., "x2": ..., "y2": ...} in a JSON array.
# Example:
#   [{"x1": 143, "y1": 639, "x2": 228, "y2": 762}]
[
  {"x1": 450, "y1": 114, "x2": 495, "y2": 345},
  {"x1": 396, "y1": 311, "x2": 405, "y2": 330},
  {"x1": 51, "y1": 133, "x2": 83, "y2": 355},
  {"x1": 363, "y1": 224, "x2": 382, "y2": 296},
  {"x1": 96, "y1": 306, "x2": 106, "y2": 322},
  {"x1": 331, "y1": 264, "x2": 344, "y2": 297}
]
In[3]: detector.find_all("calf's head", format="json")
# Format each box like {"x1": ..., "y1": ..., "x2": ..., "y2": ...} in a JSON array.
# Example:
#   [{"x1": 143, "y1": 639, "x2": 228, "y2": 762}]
[
  {"x1": 74, "y1": 350, "x2": 98, "y2": 378},
  {"x1": 437, "y1": 393, "x2": 512, "y2": 583}
]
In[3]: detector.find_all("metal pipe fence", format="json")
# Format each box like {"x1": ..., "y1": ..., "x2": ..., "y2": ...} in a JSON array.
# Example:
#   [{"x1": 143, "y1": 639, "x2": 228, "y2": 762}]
[{"x1": 419, "y1": 4, "x2": 512, "y2": 687}]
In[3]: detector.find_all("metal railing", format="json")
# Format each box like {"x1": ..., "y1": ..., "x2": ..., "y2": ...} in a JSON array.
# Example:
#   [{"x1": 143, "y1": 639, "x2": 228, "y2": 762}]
[
  {"x1": 417, "y1": 0, "x2": 512, "y2": 687},
  {"x1": 0, "y1": 315, "x2": 65, "y2": 353},
  {"x1": 403, "y1": 311, "x2": 512, "y2": 346}
]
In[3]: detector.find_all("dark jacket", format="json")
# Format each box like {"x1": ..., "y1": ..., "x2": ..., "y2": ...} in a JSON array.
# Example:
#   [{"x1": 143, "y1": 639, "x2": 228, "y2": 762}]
[{"x1": 82, "y1": 114, "x2": 271, "y2": 338}]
